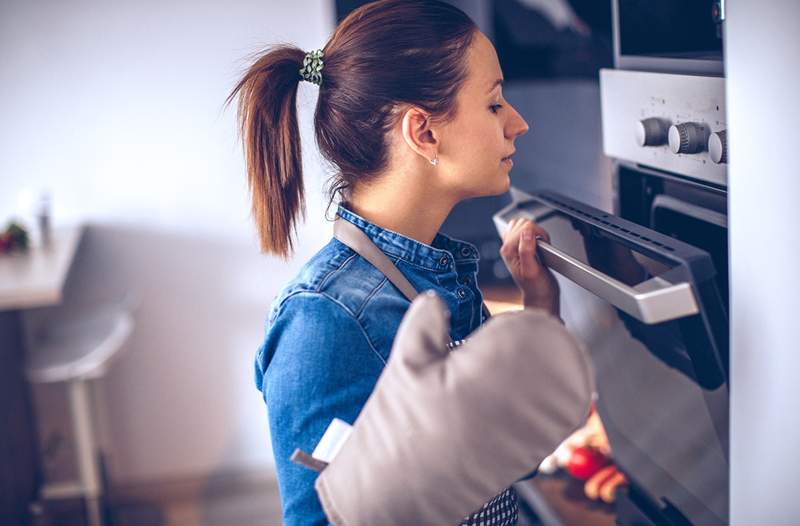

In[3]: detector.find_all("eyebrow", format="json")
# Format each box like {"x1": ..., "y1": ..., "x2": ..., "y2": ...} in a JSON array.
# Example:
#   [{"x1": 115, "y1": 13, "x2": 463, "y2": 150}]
[{"x1": 487, "y1": 78, "x2": 503, "y2": 94}]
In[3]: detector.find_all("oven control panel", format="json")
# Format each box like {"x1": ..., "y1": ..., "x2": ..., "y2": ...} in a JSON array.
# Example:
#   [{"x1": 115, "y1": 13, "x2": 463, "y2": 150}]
[{"x1": 601, "y1": 69, "x2": 727, "y2": 187}]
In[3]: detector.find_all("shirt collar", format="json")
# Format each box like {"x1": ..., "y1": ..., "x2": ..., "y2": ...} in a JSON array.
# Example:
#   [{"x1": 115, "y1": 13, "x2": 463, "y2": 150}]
[{"x1": 335, "y1": 203, "x2": 480, "y2": 273}]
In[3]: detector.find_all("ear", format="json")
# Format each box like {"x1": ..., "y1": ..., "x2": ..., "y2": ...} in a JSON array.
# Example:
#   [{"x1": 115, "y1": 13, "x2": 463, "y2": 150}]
[{"x1": 400, "y1": 106, "x2": 439, "y2": 164}]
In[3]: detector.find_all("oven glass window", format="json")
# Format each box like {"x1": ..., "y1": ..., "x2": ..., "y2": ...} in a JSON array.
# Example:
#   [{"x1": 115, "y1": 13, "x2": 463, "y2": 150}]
[
  {"x1": 619, "y1": 0, "x2": 723, "y2": 59},
  {"x1": 652, "y1": 202, "x2": 729, "y2": 307}
]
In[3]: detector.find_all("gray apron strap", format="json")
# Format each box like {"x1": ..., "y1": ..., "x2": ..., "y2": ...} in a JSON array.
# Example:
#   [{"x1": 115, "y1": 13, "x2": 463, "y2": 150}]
[
  {"x1": 334, "y1": 217, "x2": 493, "y2": 322},
  {"x1": 333, "y1": 218, "x2": 418, "y2": 302}
]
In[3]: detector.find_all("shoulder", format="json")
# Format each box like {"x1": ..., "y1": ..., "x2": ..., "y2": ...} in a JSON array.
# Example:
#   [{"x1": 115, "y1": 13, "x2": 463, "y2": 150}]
[
  {"x1": 256, "y1": 285, "x2": 389, "y2": 396},
  {"x1": 261, "y1": 236, "x2": 417, "y2": 369},
  {"x1": 265, "y1": 291, "x2": 383, "y2": 365},
  {"x1": 268, "y1": 237, "x2": 404, "y2": 325},
  {"x1": 262, "y1": 238, "x2": 399, "y2": 363}
]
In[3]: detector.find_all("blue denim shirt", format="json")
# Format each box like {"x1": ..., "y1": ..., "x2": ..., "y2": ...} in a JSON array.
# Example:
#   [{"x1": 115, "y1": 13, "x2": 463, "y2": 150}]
[{"x1": 254, "y1": 203, "x2": 490, "y2": 525}]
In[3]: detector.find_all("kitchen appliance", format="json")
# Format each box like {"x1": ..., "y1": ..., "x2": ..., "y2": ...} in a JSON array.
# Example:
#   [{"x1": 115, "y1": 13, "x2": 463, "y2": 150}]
[
  {"x1": 496, "y1": 1, "x2": 729, "y2": 524},
  {"x1": 495, "y1": 184, "x2": 728, "y2": 526},
  {"x1": 613, "y1": 0, "x2": 724, "y2": 75}
]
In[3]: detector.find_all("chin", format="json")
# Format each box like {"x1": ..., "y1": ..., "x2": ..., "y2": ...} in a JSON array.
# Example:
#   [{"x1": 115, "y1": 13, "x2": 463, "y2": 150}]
[
  {"x1": 501, "y1": 172, "x2": 511, "y2": 190},
  {"x1": 493, "y1": 172, "x2": 511, "y2": 195},
  {"x1": 474, "y1": 173, "x2": 510, "y2": 198},
  {"x1": 462, "y1": 171, "x2": 511, "y2": 199}
]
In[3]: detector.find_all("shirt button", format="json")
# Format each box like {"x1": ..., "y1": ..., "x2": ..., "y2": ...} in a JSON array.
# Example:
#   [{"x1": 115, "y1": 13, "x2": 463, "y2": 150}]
[
  {"x1": 457, "y1": 288, "x2": 467, "y2": 300},
  {"x1": 439, "y1": 255, "x2": 449, "y2": 266},
  {"x1": 461, "y1": 247, "x2": 472, "y2": 257}
]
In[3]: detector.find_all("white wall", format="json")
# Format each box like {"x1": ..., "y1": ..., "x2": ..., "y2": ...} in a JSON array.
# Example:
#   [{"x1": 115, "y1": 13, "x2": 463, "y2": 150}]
[
  {"x1": 1, "y1": 0, "x2": 336, "y2": 484},
  {"x1": 727, "y1": 1, "x2": 800, "y2": 523}
]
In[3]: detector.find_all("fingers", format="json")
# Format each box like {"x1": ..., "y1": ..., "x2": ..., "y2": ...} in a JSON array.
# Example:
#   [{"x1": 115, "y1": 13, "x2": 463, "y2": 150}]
[
  {"x1": 599, "y1": 471, "x2": 627, "y2": 503},
  {"x1": 502, "y1": 217, "x2": 525, "y2": 243},
  {"x1": 518, "y1": 229, "x2": 538, "y2": 278},
  {"x1": 501, "y1": 217, "x2": 551, "y2": 259},
  {"x1": 504, "y1": 216, "x2": 551, "y2": 244},
  {"x1": 583, "y1": 465, "x2": 617, "y2": 500},
  {"x1": 499, "y1": 220, "x2": 521, "y2": 263},
  {"x1": 502, "y1": 217, "x2": 551, "y2": 277},
  {"x1": 500, "y1": 217, "x2": 559, "y2": 308},
  {"x1": 582, "y1": 465, "x2": 627, "y2": 503},
  {"x1": 528, "y1": 221, "x2": 551, "y2": 244}
]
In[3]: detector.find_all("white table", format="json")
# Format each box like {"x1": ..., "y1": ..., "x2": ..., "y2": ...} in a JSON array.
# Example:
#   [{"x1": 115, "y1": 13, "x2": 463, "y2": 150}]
[
  {"x1": 0, "y1": 225, "x2": 84, "y2": 524},
  {"x1": 0, "y1": 225, "x2": 85, "y2": 311}
]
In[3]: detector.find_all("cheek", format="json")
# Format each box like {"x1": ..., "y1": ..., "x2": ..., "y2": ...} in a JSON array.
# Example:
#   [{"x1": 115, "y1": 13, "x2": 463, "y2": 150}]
[
  {"x1": 453, "y1": 117, "x2": 504, "y2": 166},
  {"x1": 440, "y1": 113, "x2": 507, "y2": 193}
]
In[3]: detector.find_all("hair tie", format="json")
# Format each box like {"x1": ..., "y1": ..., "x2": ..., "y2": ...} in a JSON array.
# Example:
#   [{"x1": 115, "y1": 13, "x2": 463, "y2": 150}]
[{"x1": 299, "y1": 49, "x2": 324, "y2": 86}]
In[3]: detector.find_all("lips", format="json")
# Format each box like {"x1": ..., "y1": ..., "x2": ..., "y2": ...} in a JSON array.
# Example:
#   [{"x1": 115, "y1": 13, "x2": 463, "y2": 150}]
[{"x1": 501, "y1": 150, "x2": 516, "y2": 161}]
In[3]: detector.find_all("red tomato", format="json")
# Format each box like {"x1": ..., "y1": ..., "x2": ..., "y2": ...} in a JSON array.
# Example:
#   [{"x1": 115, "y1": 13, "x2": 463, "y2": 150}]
[{"x1": 566, "y1": 446, "x2": 610, "y2": 481}]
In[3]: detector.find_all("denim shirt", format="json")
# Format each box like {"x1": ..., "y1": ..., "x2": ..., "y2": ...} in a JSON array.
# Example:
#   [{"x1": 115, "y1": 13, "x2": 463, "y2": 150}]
[{"x1": 254, "y1": 203, "x2": 490, "y2": 525}]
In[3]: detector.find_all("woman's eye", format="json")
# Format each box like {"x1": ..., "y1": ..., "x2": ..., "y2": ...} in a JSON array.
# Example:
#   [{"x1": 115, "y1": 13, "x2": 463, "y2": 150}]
[{"x1": 490, "y1": 104, "x2": 503, "y2": 114}]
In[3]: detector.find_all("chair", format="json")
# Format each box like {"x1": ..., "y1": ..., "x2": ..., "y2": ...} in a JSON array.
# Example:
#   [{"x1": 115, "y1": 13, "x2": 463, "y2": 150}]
[{"x1": 25, "y1": 300, "x2": 134, "y2": 526}]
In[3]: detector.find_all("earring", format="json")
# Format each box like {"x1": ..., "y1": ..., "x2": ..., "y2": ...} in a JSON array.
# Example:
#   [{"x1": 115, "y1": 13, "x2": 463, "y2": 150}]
[{"x1": 430, "y1": 155, "x2": 439, "y2": 166}]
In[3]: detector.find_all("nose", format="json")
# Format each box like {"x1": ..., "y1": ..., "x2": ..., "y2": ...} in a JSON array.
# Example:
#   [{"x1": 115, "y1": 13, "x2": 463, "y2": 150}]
[{"x1": 506, "y1": 104, "x2": 530, "y2": 138}]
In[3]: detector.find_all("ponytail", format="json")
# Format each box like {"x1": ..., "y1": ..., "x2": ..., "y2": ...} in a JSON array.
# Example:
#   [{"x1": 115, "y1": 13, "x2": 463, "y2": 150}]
[
  {"x1": 227, "y1": 45, "x2": 306, "y2": 259},
  {"x1": 228, "y1": 1, "x2": 477, "y2": 259}
]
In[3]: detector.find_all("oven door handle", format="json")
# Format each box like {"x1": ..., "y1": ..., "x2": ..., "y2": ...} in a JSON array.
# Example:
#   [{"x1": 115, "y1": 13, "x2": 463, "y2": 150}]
[{"x1": 493, "y1": 190, "x2": 700, "y2": 325}]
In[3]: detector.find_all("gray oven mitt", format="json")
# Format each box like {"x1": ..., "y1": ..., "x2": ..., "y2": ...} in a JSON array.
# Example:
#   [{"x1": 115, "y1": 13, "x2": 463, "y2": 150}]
[{"x1": 314, "y1": 291, "x2": 595, "y2": 526}]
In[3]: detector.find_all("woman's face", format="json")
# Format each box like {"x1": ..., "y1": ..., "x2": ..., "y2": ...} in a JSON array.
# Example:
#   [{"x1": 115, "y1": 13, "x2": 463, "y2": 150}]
[{"x1": 436, "y1": 30, "x2": 530, "y2": 199}]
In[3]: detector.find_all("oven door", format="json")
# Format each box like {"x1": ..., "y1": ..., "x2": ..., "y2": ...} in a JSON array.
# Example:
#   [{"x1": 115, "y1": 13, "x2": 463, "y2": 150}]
[{"x1": 495, "y1": 187, "x2": 728, "y2": 526}]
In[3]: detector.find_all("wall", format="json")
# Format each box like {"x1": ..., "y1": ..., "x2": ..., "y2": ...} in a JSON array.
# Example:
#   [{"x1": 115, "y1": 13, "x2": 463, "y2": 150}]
[
  {"x1": 727, "y1": 1, "x2": 800, "y2": 523},
  {"x1": 0, "y1": 0, "x2": 335, "y2": 484}
]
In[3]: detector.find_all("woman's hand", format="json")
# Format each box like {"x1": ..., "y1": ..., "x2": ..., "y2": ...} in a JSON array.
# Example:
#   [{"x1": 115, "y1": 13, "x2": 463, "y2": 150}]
[
  {"x1": 499, "y1": 217, "x2": 560, "y2": 317},
  {"x1": 584, "y1": 463, "x2": 628, "y2": 503}
]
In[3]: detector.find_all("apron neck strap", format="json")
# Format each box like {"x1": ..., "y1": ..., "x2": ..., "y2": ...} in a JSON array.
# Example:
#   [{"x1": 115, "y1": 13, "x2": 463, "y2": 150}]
[{"x1": 333, "y1": 218, "x2": 419, "y2": 302}]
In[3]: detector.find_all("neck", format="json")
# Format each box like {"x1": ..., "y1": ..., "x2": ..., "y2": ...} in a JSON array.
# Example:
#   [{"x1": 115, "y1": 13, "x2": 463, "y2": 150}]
[{"x1": 347, "y1": 175, "x2": 458, "y2": 246}]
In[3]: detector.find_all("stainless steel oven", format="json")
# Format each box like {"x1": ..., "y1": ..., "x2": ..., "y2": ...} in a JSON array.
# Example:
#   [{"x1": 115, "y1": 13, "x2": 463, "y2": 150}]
[
  {"x1": 494, "y1": 3, "x2": 729, "y2": 522},
  {"x1": 613, "y1": 0, "x2": 725, "y2": 75},
  {"x1": 495, "y1": 182, "x2": 728, "y2": 526}
]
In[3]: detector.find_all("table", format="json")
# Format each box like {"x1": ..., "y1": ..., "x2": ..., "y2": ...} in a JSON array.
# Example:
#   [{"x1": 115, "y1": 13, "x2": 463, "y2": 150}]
[
  {"x1": 0, "y1": 226, "x2": 84, "y2": 310},
  {"x1": 0, "y1": 226, "x2": 85, "y2": 524}
]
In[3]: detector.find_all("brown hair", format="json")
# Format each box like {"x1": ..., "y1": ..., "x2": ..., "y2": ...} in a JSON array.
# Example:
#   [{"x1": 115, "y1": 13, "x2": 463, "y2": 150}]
[{"x1": 227, "y1": 0, "x2": 477, "y2": 258}]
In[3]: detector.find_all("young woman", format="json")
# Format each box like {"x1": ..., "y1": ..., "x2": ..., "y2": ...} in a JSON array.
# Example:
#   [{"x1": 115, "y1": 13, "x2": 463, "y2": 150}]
[{"x1": 229, "y1": 1, "x2": 559, "y2": 524}]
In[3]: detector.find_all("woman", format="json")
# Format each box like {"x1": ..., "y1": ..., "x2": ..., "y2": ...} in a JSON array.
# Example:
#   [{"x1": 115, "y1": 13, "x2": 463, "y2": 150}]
[{"x1": 228, "y1": 1, "x2": 559, "y2": 524}]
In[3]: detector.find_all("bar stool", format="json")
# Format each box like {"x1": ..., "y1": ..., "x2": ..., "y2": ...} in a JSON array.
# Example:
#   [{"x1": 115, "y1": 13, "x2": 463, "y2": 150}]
[{"x1": 25, "y1": 302, "x2": 134, "y2": 526}]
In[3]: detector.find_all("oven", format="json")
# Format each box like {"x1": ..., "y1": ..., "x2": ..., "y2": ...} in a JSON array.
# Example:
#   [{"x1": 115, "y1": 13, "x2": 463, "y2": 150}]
[
  {"x1": 493, "y1": 2, "x2": 729, "y2": 524},
  {"x1": 495, "y1": 181, "x2": 728, "y2": 525},
  {"x1": 613, "y1": 0, "x2": 725, "y2": 75}
]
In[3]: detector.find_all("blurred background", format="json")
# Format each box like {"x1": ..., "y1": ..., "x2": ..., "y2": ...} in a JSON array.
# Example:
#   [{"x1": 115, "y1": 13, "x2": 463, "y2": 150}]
[
  {"x1": 1, "y1": 1, "x2": 340, "y2": 523},
  {"x1": 0, "y1": 0, "x2": 645, "y2": 524}
]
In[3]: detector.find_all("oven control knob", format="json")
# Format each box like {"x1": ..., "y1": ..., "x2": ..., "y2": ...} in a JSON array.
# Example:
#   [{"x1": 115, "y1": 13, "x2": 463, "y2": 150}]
[
  {"x1": 669, "y1": 122, "x2": 710, "y2": 154},
  {"x1": 635, "y1": 118, "x2": 669, "y2": 147},
  {"x1": 708, "y1": 130, "x2": 728, "y2": 164}
]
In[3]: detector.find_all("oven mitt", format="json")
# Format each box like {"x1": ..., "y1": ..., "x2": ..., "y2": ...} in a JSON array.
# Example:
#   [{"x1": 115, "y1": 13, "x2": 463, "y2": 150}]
[{"x1": 314, "y1": 290, "x2": 595, "y2": 526}]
